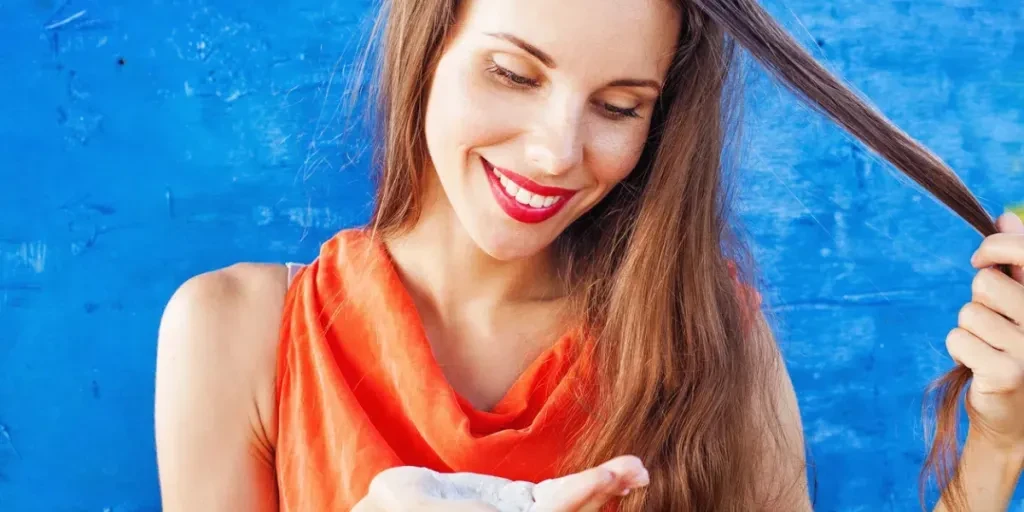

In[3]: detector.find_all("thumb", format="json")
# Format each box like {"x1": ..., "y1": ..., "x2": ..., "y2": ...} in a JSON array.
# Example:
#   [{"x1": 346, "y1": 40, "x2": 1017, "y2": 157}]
[{"x1": 532, "y1": 456, "x2": 649, "y2": 512}]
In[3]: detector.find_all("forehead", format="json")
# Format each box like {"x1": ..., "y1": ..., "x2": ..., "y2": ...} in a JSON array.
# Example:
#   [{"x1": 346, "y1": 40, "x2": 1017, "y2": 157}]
[{"x1": 456, "y1": 0, "x2": 682, "y2": 80}]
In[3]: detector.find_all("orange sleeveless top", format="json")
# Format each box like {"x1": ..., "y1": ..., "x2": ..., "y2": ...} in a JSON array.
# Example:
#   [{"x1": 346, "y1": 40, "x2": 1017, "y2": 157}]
[
  {"x1": 274, "y1": 229, "x2": 761, "y2": 510},
  {"x1": 274, "y1": 230, "x2": 594, "y2": 510}
]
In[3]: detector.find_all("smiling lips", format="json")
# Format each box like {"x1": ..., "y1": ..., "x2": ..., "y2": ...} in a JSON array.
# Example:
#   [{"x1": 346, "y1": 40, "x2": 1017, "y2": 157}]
[{"x1": 482, "y1": 157, "x2": 577, "y2": 224}]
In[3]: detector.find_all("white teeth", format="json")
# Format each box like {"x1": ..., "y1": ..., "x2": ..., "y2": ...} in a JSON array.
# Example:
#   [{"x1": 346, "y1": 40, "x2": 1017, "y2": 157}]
[{"x1": 491, "y1": 166, "x2": 561, "y2": 208}]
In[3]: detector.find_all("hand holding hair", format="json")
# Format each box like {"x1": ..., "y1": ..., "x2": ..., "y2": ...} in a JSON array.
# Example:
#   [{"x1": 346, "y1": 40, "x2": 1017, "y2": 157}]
[{"x1": 950, "y1": 211, "x2": 1024, "y2": 452}]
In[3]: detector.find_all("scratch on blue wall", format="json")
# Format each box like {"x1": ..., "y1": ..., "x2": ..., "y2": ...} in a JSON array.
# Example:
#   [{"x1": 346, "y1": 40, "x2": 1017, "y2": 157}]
[{"x1": 0, "y1": 0, "x2": 1021, "y2": 510}]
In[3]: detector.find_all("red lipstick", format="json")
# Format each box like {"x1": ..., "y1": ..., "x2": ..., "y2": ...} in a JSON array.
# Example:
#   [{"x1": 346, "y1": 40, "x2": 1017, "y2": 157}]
[{"x1": 482, "y1": 157, "x2": 576, "y2": 224}]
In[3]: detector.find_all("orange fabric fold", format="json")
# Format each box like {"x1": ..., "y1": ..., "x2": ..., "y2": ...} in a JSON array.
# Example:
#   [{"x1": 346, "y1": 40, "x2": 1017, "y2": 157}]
[
  {"x1": 275, "y1": 230, "x2": 592, "y2": 510},
  {"x1": 274, "y1": 229, "x2": 762, "y2": 510}
]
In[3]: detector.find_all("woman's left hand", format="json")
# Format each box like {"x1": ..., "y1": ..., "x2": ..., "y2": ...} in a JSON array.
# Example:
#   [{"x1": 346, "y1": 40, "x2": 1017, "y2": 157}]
[{"x1": 947, "y1": 211, "x2": 1024, "y2": 451}]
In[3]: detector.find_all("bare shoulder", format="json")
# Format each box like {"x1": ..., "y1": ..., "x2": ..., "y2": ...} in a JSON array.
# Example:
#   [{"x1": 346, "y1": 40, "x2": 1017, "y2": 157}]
[
  {"x1": 161, "y1": 262, "x2": 289, "y2": 339},
  {"x1": 157, "y1": 262, "x2": 288, "y2": 435},
  {"x1": 166, "y1": 262, "x2": 289, "y2": 313},
  {"x1": 155, "y1": 263, "x2": 288, "y2": 510}
]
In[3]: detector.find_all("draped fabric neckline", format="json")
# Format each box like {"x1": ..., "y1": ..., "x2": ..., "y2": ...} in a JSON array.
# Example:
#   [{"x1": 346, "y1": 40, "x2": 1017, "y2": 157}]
[{"x1": 274, "y1": 229, "x2": 593, "y2": 510}]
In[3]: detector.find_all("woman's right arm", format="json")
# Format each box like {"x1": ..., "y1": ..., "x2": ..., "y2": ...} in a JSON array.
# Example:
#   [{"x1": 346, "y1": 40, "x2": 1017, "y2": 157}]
[{"x1": 155, "y1": 264, "x2": 288, "y2": 512}]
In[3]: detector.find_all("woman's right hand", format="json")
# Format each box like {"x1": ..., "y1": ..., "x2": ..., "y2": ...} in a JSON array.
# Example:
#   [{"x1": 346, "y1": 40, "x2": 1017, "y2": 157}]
[{"x1": 351, "y1": 455, "x2": 650, "y2": 512}]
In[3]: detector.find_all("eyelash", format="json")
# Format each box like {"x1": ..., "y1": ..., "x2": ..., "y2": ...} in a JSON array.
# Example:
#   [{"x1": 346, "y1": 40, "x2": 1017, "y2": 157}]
[
  {"x1": 487, "y1": 62, "x2": 539, "y2": 88},
  {"x1": 485, "y1": 63, "x2": 642, "y2": 120}
]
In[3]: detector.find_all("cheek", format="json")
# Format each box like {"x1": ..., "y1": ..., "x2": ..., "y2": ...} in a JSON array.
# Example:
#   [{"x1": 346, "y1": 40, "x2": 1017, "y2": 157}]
[
  {"x1": 424, "y1": 61, "x2": 464, "y2": 170},
  {"x1": 588, "y1": 124, "x2": 649, "y2": 187},
  {"x1": 425, "y1": 55, "x2": 524, "y2": 164}
]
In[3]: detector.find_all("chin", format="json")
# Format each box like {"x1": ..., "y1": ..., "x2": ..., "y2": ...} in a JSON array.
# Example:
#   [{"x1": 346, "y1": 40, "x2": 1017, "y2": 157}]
[{"x1": 465, "y1": 221, "x2": 557, "y2": 262}]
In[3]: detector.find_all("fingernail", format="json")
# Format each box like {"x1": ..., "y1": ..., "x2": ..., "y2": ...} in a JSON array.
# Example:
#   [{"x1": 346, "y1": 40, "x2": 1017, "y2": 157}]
[
  {"x1": 633, "y1": 469, "x2": 650, "y2": 487},
  {"x1": 619, "y1": 488, "x2": 631, "y2": 496}
]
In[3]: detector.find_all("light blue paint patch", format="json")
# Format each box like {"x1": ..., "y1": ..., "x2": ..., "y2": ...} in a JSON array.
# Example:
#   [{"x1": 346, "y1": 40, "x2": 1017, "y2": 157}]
[{"x1": 0, "y1": 0, "x2": 1022, "y2": 510}]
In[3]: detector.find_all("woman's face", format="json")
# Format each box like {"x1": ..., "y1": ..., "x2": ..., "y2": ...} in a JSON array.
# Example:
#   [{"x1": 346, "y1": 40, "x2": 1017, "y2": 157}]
[{"x1": 423, "y1": 0, "x2": 681, "y2": 260}]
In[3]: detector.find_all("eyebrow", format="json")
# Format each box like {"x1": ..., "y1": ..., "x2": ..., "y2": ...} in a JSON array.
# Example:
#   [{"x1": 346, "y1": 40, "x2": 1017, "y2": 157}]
[
  {"x1": 485, "y1": 32, "x2": 556, "y2": 68},
  {"x1": 483, "y1": 32, "x2": 663, "y2": 93},
  {"x1": 607, "y1": 78, "x2": 663, "y2": 93}
]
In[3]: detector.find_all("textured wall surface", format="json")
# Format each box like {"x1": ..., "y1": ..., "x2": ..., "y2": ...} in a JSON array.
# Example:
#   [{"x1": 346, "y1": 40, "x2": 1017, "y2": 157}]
[{"x1": 0, "y1": 1, "x2": 1021, "y2": 510}]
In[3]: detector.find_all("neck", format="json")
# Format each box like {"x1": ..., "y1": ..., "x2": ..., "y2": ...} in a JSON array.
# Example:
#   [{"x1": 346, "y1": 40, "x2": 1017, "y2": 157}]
[{"x1": 383, "y1": 183, "x2": 564, "y2": 321}]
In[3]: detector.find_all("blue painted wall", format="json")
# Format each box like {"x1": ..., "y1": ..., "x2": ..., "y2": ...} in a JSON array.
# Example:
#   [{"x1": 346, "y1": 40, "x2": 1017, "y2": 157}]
[{"x1": 0, "y1": 1, "x2": 1021, "y2": 510}]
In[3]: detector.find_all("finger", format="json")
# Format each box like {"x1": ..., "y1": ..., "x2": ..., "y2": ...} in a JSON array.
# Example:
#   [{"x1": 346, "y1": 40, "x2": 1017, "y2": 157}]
[
  {"x1": 946, "y1": 327, "x2": 1024, "y2": 393},
  {"x1": 958, "y1": 302, "x2": 1024, "y2": 359},
  {"x1": 971, "y1": 268, "x2": 1024, "y2": 326},
  {"x1": 972, "y1": 232, "x2": 1024, "y2": 275},
  {"x1": 996, "y1": 212, "x2": 1024, "y2": 282},
  {"x1": 533, "y1": 456, "x2": 649, "y2": 512},
  {"x1": 531, "y1": 466, "x2": 616, "y2": 512},
  {"x1": 997, "y1": 211, "x2": 1024, "y2": 234},
  {"x1": 596, "y1": 455, "x2": 650, "y2": 492}
]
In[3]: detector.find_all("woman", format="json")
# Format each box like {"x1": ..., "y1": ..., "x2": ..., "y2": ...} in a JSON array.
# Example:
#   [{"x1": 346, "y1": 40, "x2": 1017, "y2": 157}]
[{"x1": 154, "y1": 0, "x2": 1024, "y2": 510}]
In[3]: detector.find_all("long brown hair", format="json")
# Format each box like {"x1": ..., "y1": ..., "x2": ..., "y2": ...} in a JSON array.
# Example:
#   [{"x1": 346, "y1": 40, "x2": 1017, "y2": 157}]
[{"x1": 353, "y1": 0, "x2": 998, "y2": 509}]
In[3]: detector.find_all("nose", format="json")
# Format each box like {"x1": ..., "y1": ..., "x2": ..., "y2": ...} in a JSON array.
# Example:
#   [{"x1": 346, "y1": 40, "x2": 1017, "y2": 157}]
[{"x1": 525, "y1": 99, "x2": 585, "y2": 176}]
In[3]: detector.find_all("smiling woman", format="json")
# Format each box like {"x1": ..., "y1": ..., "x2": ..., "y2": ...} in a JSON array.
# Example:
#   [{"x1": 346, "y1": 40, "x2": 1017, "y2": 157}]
[
  {"x1": 153, "y1": 0, "x2": 1024, "y2": 511},
  {"x1": 415, "y1": 0, "x2": 678, "y2": 262}
]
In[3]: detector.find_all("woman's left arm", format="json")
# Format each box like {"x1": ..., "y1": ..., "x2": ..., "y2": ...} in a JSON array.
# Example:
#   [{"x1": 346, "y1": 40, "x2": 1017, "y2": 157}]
[
  {"x1": 936, "y1": 211, "x2": 1024, "y2": 511},
  {"x1": 932, "y1": 429, "x2": 1023, "y2": 511}
]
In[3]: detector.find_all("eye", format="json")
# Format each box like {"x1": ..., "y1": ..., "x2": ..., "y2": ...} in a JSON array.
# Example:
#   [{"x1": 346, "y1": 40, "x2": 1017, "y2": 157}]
[
  {"x1": 601, "y1": 103, "x2": 641, "y2": 120},
  {"x1": 486, "y1": 62, "x2": 540, "y2": 88}
]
